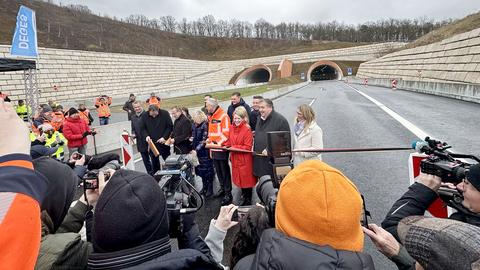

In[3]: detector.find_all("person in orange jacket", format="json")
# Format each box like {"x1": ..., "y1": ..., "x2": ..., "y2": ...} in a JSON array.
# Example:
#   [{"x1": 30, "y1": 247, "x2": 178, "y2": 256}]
[
  {"x1": 146, "y1": 92, "x2": 161, "y2": 108},
  {"x1": 205, "y1": 98, "x2": 232, "y2": 206},
  {"x1": 0, "y1": 98, "x2": 48, "y2": 269},
  {"x1": 78, "y1": 104, "x2": 94, "y2": 126},
  {"x1": 95, "y1": 95, "x2": 112, "y2": 125}
]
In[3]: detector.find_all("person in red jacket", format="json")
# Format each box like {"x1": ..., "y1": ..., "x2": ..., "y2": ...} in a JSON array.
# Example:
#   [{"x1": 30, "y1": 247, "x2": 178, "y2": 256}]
[
  {"x1": 0, "y1": 97, "x2": 48, "y2": 269},
  {"x1": 224, "y1": 106, "x2": 257, "y2": 206},
  {"x1": 63, "y1": 108, "x2": 93, "y2": 156}
]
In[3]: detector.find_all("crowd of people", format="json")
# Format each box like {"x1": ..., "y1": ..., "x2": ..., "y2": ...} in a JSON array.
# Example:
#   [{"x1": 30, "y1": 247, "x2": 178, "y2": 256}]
[{"x1": 1, "y1": 88, "x2": 480, "y2": 270}]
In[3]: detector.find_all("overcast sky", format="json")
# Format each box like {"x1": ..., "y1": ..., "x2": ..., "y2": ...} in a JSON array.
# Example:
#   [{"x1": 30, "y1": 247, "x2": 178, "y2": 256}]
[{"x1": 58, "y1": 0, "x2": 479, "y2": 25}]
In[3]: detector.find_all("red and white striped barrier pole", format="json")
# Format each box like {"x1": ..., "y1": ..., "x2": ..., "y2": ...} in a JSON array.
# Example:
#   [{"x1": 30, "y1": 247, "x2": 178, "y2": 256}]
[
  {"x1": 391, "y1": 79, "x2": 397, "y2": 90},
  {"x1": 121, "y1": 130, "x2": 135, "y2": 170},
  {"x1": 364, "y1": 78, "x2": 368, "y2": 86}
]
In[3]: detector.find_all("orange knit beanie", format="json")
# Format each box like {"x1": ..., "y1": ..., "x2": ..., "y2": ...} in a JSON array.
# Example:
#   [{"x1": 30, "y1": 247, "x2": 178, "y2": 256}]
[{"x1": 275, "y1": 160, "x2": 364, "y2": 252}]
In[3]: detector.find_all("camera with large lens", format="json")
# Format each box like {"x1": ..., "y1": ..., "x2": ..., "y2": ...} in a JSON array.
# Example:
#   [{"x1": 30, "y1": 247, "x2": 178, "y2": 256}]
[
  {"x1": 153, "y1": 154, "x2": 203, "y2": 237},
  {"x1": 256, "y1": 175, "x2": 278, "y2": 227},
  {"x1": 414, "y1": 137, "x2": 480, "y2": 214},
  {"x1": 414, "y1": 137, "x2": 479, "y2": 184}
]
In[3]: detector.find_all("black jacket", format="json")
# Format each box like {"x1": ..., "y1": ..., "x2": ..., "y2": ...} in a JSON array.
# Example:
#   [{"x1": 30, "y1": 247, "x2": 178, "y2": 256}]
[
  {"x1": 234, "y1": 229, "x2": 375, "y2": 270},
  {"x1": 122, "y1": 100, "x2": 135, "y2": 121},
  {"x1": 227, "y1": 98, "x2": 252, "y2": 122},
  {"x1": 172, "y1": 114, "x2": 192, "y2": 154},
  {"x1": 88, "y1": 223, "x2": 221, "y2": 270},
  {"x1": 139, "y1": 109, "x2": 173, "y2": 155},
  {"x1": 131, "y1": 111, "x2": 148, "y2": 153},
  {"x1": 253, "y1": 110, "x2": 290, "y2": 178},
  {"x1": 382, "y1": 182, "x2": 480, "y2": 270},
  {"x1": 382, "y1": 182, "x2": 480, "y2": 240},
  {"x1": 250, "y1": 109, "x2": 260, "y2": 131}
]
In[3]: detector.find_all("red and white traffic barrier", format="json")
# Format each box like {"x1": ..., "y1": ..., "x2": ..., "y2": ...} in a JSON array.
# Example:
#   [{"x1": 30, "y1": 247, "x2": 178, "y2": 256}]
[
  {"x1": 391, "y1": 79, "x2": 397, "y2": 90},
  {"x1": 121, "y1": 131, "x2": 135, "y2": 170}
]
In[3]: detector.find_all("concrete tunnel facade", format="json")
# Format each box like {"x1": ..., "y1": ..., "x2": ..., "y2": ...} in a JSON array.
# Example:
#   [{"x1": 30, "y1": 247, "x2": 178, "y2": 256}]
[
  {"x1": 307, "y1": 60, "x2": 344, "y2": 81},
  {"x1": 233, "y1": 64, "x2": 273, "y2": 85}
]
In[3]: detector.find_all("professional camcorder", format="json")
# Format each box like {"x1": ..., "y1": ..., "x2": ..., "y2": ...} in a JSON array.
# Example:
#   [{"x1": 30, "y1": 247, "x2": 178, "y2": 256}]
[
  {"x1": 154, "y1": 154, "x2": 203, "y2": 237},
  {"x1": 414, "y1": 137, "x2": 480, "y2": 215},
  {"x1": 413, "y1": 137, "x2": 480, "y2": 184}
]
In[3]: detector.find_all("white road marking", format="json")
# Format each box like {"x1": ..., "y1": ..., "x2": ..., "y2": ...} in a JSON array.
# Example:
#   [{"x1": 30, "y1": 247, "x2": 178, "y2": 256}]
[
  {"x1": 134, "y1": 157, "x2": 142, "y2": 163},
  {"x1": 309, "y1": 98, "x2": 316, "y2": 106},
  {"x1": 344, "y1": 83, "x2": 429, "y2": 140}
]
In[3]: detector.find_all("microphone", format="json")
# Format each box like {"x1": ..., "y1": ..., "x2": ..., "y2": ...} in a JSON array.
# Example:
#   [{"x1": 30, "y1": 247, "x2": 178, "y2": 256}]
[{"x1": 412, "y1": 140, "x2": 431, "y2": 153}]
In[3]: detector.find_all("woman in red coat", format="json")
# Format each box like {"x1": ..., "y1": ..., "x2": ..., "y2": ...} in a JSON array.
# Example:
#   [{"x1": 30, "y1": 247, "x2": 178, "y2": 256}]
[
  {"x1": 224, "y1": 106, "x2": 256, "y2": 206},
  {"x1": 63, "y1": 108, "x2": 91, "y2": 156}
]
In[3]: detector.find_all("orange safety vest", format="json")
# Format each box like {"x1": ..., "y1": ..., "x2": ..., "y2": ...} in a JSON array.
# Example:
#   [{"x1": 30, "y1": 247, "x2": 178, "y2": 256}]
[
  {"x1": 51, "y1": 111, "x2": 65, "y2": 131},
  {"x1": 95, "y1": 97, "x2": 112, "y2": 118},
  {"x1": 148, "y1": 96, "x2": 161, "y2": 108},
  {"x1": 208, "y1": 107, "x2": 230, "y2": 145},
  {"x1": 79, "y1": 109, "x2": 90, "y2": 125}
]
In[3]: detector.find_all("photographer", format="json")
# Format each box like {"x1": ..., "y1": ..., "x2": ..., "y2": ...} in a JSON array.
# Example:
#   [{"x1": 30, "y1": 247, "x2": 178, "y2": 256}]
[
  {"x1": 87, "y1": 169, "x2": 221, "y2": 269},
  {"x1": 382, "y1": 166, "x2": 480, "y2": 241},
  {"x1": 235, "y1": 160, "x2": 374, "y2": 269},
  {"x1": 34, "y1": 157, "x2": 98, "y2": 270}
]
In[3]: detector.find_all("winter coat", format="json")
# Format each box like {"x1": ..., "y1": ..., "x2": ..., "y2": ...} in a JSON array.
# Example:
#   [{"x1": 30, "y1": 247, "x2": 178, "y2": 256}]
[
  {"x1": 234, "y1": 229, "x2": 375, "y2": 270},
  {"x1": 382, "y1": 182, "x2": 480, "y2": 239},
  {"x1": 62, "y1": 116, "x2": 90, "y2": 148},
  {"x1": 192, "y1": 121, "x2": 214, "y2": 180},
  {"x1": 227, "y1": 98, "x2": 252, "y2": 122},
  {"x1": 293, "y1": 121, "x2": 323, "y2": 166},
  {"x1": 250, "y1": 109, "x2": 260, "y2": 131},
  {"x1": 253, "y1": 110, "x2": 290, "y2": 178},
  {"x1": 139, "y1": 109, "x2": 173, "y2": 156},
  {"x1": 172, "y1": 114, "x2": 192, "y2": 154},
  {"x1": 131, "y1": 111, "x2": 148, "y2": 153},
  {"x1": 87, "y1": 223, "x2": 221, "y2": 270},
  {"x1": 224, "y1": 121, "x2": 257, "y2": 188},
  {"x1": 33, "y1": 157, "x2": 92, "y2": 270},
  {"x1": 122, "y1": 100, "x2": 135, "y2": 121},
  {"x1": 0, "y1": 154, "x2": 48, "y2": 269},
  {"x1": 36, "y1": 203, "x2": 92, "y2": 270}
]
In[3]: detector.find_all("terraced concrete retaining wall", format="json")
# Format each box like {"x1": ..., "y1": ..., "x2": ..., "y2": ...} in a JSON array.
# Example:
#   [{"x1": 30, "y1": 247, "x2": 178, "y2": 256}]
[
  {"x1": 348, "y1": 77, "x2": 480, "y2": 104},
  {"x1": 357, "y1": 28, "x2": 480, "y2": 84},
  {"x1": 0, "y1": 42, "x2": 404, "y2": 103}
]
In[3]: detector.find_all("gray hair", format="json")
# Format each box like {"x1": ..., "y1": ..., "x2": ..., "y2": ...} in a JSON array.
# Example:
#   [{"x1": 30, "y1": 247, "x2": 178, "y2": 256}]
[{"x1": 206, "y1": 98, "x2": 218, "y2": 108}]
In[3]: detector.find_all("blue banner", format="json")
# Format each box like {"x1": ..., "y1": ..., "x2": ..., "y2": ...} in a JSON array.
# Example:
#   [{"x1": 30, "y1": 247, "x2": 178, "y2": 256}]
[{"x1": 10, "y1": 6, "x2": 38, "y2": 58}]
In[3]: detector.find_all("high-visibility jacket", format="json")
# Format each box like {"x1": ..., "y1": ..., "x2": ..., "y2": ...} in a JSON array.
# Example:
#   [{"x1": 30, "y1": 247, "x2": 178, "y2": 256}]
[
  {"x1": 147, "y1": 96, "x2": 161, "y2": 108},
  {"x1": 95, "y1": 97, "x2": 112, "y2": 118},
  {"x1": 29, "y1": 132, "x2": 37, "y2": 142},
  {"x1": 45, "y1": 132, "x2": 67, "y2": 160},
  {"x1": 0, "y1": 154, "x2": 48, "y2": 269},
  {"x1": 15, "y1": 104, "x2": 30, "y2": 121},
  {"x1": 208, "y1": 106, "x2": 230, "y2": 146},
  {"x1": 51, "y1": 111, "x2": 65, "y2": 131},
  {"x1": 79, "y1": 109, "x2": 92, "y2": 125}
]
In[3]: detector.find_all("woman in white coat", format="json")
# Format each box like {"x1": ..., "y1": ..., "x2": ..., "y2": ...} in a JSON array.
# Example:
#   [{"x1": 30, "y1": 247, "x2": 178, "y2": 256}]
[{"x1": 292, "y1": 104, "x2": 324, "y2": 166}]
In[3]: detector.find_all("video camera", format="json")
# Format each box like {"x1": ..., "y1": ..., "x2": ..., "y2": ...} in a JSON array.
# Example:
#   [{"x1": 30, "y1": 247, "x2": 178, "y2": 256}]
[
  {"x1": 154, "y1": 154, "x2": 203, "y2": 237},
  {"x1": 413, "y1": 137, "x2": 480, "y2": 184},
  {"x1": 414, "y1": 137, "x2": 480, "y2": 215}
]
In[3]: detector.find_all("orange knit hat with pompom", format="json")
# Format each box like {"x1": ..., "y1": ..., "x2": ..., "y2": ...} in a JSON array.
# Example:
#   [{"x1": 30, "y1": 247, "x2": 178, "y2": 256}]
[{"x1": 275, "y1": 160, "x2": 364, "y2": 252}]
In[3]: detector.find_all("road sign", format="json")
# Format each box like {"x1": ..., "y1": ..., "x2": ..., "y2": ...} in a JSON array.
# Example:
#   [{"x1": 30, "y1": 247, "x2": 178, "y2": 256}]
[
  {"x1": 347, "y1": 67, "x2": 353, "y2": 75},
  {"x1": 300, "y1": 72, "x2": 305, "y2": 80}
]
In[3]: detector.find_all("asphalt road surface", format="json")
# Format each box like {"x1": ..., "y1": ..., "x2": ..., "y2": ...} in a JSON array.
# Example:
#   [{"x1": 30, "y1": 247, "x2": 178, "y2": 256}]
[{"x1": 126, "y1": 81, "x2": 480, "y2": 268}]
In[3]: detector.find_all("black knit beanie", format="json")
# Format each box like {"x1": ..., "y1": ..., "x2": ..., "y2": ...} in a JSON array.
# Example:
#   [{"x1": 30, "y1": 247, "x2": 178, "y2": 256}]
[
  {"x1": 68, "y1": 107, "x2": 79, "y2": 116},
  {"x1": 466, "y1": 163, "x2": 480, "y2": 191},
  {"x1": 92, "y1": 169, "x2": 169, "y2": 252}
]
